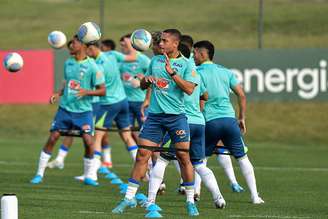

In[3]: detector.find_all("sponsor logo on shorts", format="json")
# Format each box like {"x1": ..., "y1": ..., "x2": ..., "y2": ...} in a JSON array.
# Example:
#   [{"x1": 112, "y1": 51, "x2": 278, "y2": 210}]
[{"x1": 176, "y1": 129, "x2": 186, "y2": 136}]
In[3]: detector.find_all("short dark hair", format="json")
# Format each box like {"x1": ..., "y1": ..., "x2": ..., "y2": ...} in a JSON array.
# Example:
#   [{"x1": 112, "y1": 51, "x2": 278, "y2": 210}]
[
  {"x1": 181, "y1": 35, "x2": 194, "y2": 48},
  {"x1": 86, "y1": 41, "x2": 100, "y2": 48},
  {"x1": 193, "y1": 40, "x2": 215, "y2": 60},
  {"x1": 178, "y1": 43, "x2": 190, "y2": 58},
  {"x1": 120, "y1": 33, "x2": 132, "y2": 42},
  {"x1": 163, "y1": 29, "x2": 181, "y2": 41},
  {"x1": 101, "y1": 39, "x2": 116, "y2": 50},
  {"x1": 67, "y1": 40, "x2": 73, "y2": 49},
  {"x1": 152, "y1": 31, "x2": 162, "y2": 45}
]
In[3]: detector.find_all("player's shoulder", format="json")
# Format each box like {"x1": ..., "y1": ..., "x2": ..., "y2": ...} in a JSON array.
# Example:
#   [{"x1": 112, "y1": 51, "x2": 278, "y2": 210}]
[{"x1": 64, "y1": 56, "x2": 75, "y2": 66}]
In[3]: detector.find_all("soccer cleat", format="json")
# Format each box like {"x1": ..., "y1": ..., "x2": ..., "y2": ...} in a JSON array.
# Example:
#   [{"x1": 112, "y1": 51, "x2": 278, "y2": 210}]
[
  {"x1": 111, "y1": 178, "x2": 123, "y2": 185},
  {"x1": 146, "y1": 203, "x2": 162, "y2": 212},
  {"x1": 47, "y1": 159, "x2": 64, "y2": 169},
  {"x1": 30, "y1": 175, "x2": 43, "y2": 184},
  {"x1": 194, "y1": 193, "x2": 200, "y2": 202},
  {"x1": 105, "y1": 172, "x2": 118, "y2": 180},
  {"x1": 74, "y1": 175, "x2": 85, "y2": 182},
  {"x1": 177, "y1": 185, "x2": 186, "y2": 195},
  {"x1": 112, "y1": 198, "x2": 137, "y2": 214},
  {"x1": 98, "y1": 166, "x2": 110, "y2": 175},
  {"x1": 119, "y1": 184, "x2": 128, "y2": 194},
  {"x1": 214, "y1": 196, "x2": 226, "y2": 209},
  {"x1": 157, "y1": 182, "x2": 166, "y2": 195},
  {"x1": 231, "y1": 183, "x2": 245, "y2": 193},
  {"x1": 252, "y1": 196, "x2": 265, "y2": 204},
  {"x1": 145, "y1": 210, "x2": 163, "y2": 218},
  {"x1": 186, "y1": 201, "x2": 199, "y2": 216},
  {"x1": 135, "y1": 193, "x2": 147, "y2": 203},
  {"x1": 84, "y1": 177, "x2": 99, "y2": 186}
]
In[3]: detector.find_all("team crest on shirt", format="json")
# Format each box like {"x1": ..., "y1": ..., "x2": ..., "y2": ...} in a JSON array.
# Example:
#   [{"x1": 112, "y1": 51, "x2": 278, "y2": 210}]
[
  {"x1": 156, "y1": 78, "x2": 169, "y2": 90},
  {"x1": 68, "y1": 80, "x2": 81, "y2": 90}
]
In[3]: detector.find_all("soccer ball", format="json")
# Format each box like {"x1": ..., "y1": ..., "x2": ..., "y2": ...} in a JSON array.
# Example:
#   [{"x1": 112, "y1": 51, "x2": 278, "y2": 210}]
[
  {"x1": 3, "y1": 52, "x2": 24, "y2": 72},
  {"x1": 48, "y1": 31, "x2": 67, "y2": 49},
  {"x1": 130, "y1": 29, "x2": 152, "y2": 51},
  {"x1": 77, "y1": 22, "x2": 101, "y2": 44}
]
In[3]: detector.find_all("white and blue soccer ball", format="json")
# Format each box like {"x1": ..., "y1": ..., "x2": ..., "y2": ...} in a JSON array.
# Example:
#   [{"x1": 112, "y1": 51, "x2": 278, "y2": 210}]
[
  {"x1": 48, "y1": 31, "x2": 67, "y2": 49},
  {"x1": 77, "y1": 22, "x2": 101, "y2": 44},
  {"x1": 131, "y1": 29, "x2": 152, "y2": 51},
  {"x1": 3, "y1": 52, "x2": 24, "y2": 72}
]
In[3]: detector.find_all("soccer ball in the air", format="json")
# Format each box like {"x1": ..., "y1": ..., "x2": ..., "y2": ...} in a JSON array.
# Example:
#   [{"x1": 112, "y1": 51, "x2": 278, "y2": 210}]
[
  {"x1": 48, "y1": 31, "x2": 67, "y2": 49},
  {"x1": 3, "y1": 52, "x2": 24, "y2": 72},
  {"x1": 130, "y1": 29, "x2": 152, "y2": 51},
  {"x1": 77, "y1": 22, "x2": 101, "y2": 44}
]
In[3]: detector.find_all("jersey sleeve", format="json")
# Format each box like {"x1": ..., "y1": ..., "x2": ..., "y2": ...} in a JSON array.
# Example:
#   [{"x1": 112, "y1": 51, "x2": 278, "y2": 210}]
[
  {"x1": 183, "y1": 60, "x2": 199, "y2": 85},
  {"x1": 91, "y1": 61, "x2": 105, "y2": 86},
  {"x1": 113, "y1": 51, "x2": 126, "y2": 63},
  {"x1": 229, "y1": 70, "x2": 239, "y2": 89},
  {"x1": 139, "y1": 54, "x2": 151, "y2": 73}
]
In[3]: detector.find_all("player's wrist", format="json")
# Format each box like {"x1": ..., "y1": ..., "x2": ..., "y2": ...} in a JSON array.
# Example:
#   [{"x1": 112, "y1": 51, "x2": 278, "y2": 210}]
[{"x1": 169, "y1": 71, "x2": 177, "y2": 77}]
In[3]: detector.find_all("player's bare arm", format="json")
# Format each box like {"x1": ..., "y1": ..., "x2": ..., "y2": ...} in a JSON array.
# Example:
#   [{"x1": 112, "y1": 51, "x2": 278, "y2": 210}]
[
  {"x1": 232, "y1": 84, "x2": 247, "y2": 134},
  {"x1": 76, "y1": 83, "x2": 106, "y2": 98}
]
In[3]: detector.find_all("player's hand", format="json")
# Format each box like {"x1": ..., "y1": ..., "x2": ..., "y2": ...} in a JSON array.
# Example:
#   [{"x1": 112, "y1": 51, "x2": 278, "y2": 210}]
[
  {"x1": 144, "y1": 76, "x2": 156, "y2": 84},
  {"x1": 49, "y1": 93, "x2": 60, "y2": 104},
  {"x1": 131, "y1": 78, "x2": 141, "y2": 88},
  {"x1": 141, "y1": 100, "x2": 149, "y2": 122},
  {"x1": 135, "y1": 73, "x2": 144, "y2": 80},
  {"x1": 76, "y1": 88, "x2": 89, "y2": 98},
  {"x1": 238, "y1": 119, "x2": 247, "y2": 135},
  {"x1": 164, "y1": 53, "x2": 174, "y2": 75}
]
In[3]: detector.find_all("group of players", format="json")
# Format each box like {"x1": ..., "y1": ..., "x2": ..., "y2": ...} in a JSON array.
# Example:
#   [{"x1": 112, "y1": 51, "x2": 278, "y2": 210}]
[{"x1": 30, "y1": 28, "x2": 264, "y2": 216}]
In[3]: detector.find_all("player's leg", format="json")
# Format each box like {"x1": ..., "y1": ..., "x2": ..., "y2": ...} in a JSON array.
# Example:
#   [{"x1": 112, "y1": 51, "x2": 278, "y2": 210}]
[
  {"x1": 216, "y1": 140, "x2": 244, "y2": 192},
  {"x1": 31, "y1": 108, "x2": 69, "y2": 184},
  {"x1": 101, "y1": 132, "x2": 112, "y2": 169},
  {"x1": 47, "y1": 136, "x2": 73, "y2": 169},
  {"x1": 112, "y1": 114, "x2": 164, "y2": 214},
  {"x1": 128, "y1": 101, "x2": 139, "y2": 142},
  {"x1": 190, "y1": 124, "x2": 225, "y2": 208},
  {"x1": 221, "y1": 118, "x2": 264, "y2": 204}
]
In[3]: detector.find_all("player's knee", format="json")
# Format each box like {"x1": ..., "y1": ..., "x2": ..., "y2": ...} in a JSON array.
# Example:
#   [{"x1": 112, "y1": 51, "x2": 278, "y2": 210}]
[
  {"x1": 135, "y1": 148, "x2": 151, "y2": 163},
  {"x1": 176, "y1": 151, "x2": 191, "y2": 166}
]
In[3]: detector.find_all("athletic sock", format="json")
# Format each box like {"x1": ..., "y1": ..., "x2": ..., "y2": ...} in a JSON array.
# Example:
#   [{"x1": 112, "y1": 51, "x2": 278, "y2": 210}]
[
  {"x1": 102, "y1": 145, "x2": 112, "y2": 165},
  {"x1": 55, "y1": 144, "x2": 69, "y2": 163},
  {"x1": 94, "y1": 150, "x2": 102, "y2": 171},
  {"x1": 217, "y1": 154, "x2": 238, "y2": 185},
  {"x1": 194, "y1": 162, "x2": 223, "y2": 201},
  {"x1": 84, "y1": 157, "x2": 97, "y2": 181},
  {"x1": 194, "y1": 171, "x2": 202, "y2": 195},
  {"x1": 182, "y1": 182, "x2": 195, "y2": 203},
  {"x1": 125, "y1": 178, "x2": 140, "y2": 200},
  {"x1": 127, "y1": 145, "x2": 138, "y2": 161},
  {"x1": 238, "y1": 155, "x2": 259, "y2": 199},
  {"x1": 36, "y1": 150, "x2": 51, "y2": 177},
  {"x1": 148, "y1": 157, "x2": 169, "y2": 203}
]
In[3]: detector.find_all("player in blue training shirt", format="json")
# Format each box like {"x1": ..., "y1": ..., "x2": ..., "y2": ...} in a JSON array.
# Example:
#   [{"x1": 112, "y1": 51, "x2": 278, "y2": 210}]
[
  {"x1": 193, "y1": 40, "x2": 264, "y2": 204},
  {"x1": 30, "y1": 35, "x2": 106, "y2": 186}
]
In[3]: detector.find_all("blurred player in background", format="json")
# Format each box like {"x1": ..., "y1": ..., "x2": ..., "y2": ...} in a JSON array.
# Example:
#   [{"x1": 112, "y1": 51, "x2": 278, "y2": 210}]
[
  {"x1": 101, "y1": 38, "x2": 137, "y2": 63},
  {"x1": 193, "y1": 40, "x2": 264, "y2": 204},
  {"x1": 30, "y1": 35, "x2": 106, "y2": 186},
  {"x1": 112, "y1": 29, "x2": 199, "y2": 216}
]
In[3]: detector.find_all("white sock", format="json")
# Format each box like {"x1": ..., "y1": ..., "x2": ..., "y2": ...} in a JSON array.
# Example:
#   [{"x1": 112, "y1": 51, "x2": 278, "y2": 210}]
[
  {"x1": 84, "y1": 157, "x2": 97, "y2": 181},
  {"x1": 194, "y1": 162, "x2": 223, "y2": 201},
  {"x1": 127, "y1": 145, "x2": 138, "y2": 161},
  {"x1": 184, "y1": 184, "x2": 195, "y2": 203},
  {"x1": 194, "y1": 171, "x2": 202, "y2": 195},
  {"x1": 125, "y1": 179, "x2": 140, "y2": 200},
  {"x1": 55, "y1": 144, "x2": 69, "y2": 163},
  {"x1": 217, "y1": 154, "x2": 238, "y2": 185},
  {"x1": 36, "y1": 151, "x2": 51, "y2": 177},
  {"x1": 102, "y1": 145, "x2": 112, "y2": 164},
  {"x1": 148, "y1": 157, "x2": 169, "y2": 203},
  {"x1": 238, "y1": 155, "x2": 259, "y2": 199}
]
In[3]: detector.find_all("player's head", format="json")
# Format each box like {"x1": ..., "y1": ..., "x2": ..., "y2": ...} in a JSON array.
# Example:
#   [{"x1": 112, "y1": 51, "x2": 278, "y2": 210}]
[
  {"x1": 160, "y1": 29, "x2": 181, "y2": 54},
  {"x1": 71, "y1": 35, "x2": 86, "y2": 54},
  {"x1": 193, "y1": 40, "x2": 215, "y2": 66},
  {"x1": 151, "y1": 31, "x2": 162, "y2": 55},
  {"x1": 101, "y1": 39, "x2": 116, "y2": 52},
  {"x1": 178, "y1": 43, "x2": 190, "y2": 58},
  {"x1": 86, "y1": 41, "x2": 101, "y2": 58},
  {"x1": 120, "y1": 33, "x2": 134, "y2": 54},
  {"x1": 181, "y1": 35, "x2": 194, "y2": 50},
  {"x1": 66, "y1": 40, "x2": 74, "y2": 55}
]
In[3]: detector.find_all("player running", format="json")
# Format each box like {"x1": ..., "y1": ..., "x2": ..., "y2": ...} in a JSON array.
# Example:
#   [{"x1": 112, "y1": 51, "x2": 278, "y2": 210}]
[
  {"x1": 193, "y1": 40, "x2": 264, "y2": 204},
  {"x1": 30, "y1": 35, "x2": 106, "y2": 186},
  {"x1": 112, "y1": 29, "x2": 200, "y2": 216}
]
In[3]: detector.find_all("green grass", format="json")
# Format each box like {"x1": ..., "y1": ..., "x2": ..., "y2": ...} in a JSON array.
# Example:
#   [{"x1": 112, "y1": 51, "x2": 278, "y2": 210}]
[
  {"x1": 1, "y1": 0, "x2": 328, "y2": 49},
  {"x1": 0, "y1": 104, "x2": 327, "y2": 218}
]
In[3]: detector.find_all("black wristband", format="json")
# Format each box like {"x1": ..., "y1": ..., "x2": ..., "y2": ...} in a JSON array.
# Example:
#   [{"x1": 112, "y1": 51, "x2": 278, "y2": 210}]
[{"x1": 170, "y1": 71, "x2": 177, "y2": 77}]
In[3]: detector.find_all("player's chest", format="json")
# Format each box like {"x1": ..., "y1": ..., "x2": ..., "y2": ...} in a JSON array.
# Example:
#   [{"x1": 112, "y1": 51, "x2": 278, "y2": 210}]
[
  {"x1": 151, "y1": 59, "x2": 185, "y2": 78},
  {"x1": 66, "y1": 64, "x2": 91, "y2": 81}
]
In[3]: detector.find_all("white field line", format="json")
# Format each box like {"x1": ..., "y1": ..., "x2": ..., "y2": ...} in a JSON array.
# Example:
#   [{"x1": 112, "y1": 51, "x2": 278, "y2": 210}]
[
  {"x1": 229, "y1": 215, "x2": 311, "y2": 219},
  {"x1": 78, "y1": 210, "x2": 105, "y2": 214},
  {"x1": 0, "y1": 161, "x2": 327, "y2": 172}
]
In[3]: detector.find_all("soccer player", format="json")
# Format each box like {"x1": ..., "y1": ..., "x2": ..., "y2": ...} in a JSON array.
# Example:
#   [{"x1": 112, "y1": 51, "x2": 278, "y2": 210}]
[
  {"x1": 119, "y1": 34, "x2": 150, "y2": 142},
  {"x1": 30, "y1": 35, "x2": 106, "y2": 186},
  {"x1": 112, "y1": 29, "x2": 199, "y2": 216},
  {"x1": 193, "y1": 40, "x2": 264, "y2": 204},
  {"x1": 86, "y1": 41, "x2": 139, "y2": 177},
  {"x1": 144, "y1": 43, "x2": 226, "y2": 209}
]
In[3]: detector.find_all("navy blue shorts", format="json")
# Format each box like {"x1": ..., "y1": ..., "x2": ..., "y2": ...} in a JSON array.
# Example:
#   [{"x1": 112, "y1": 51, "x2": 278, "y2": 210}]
[
  {"x1": 128, "y1": 101, "x2": 147, "y2": 128},
  {"x1": 92, "y1": 102, "x2": 100, "y2": 117},
  {"x1": 189, "y1": 124, "x2": 205, "y2": 162},
  {"x1": 95, "y1": 99, "x2": 130, "y2": 129},
  {"x1": 139, "y1": 113, "x2": 190, "y2": 144},
  {"x1": 50, "y1": 107, "x2": 93, "y2": 135},
  {"x1": 205, "y1": 117, "x2": 247, "y2": 159}
]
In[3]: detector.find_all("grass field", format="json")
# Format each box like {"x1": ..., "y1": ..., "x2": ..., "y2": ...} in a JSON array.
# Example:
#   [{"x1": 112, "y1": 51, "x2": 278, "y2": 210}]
[
  {"x1": 0, "y1": 104, "x2": 327, "y2": 218},
  {"x1": 1, "y1": 0, "x2": 328, "y2": 49}
]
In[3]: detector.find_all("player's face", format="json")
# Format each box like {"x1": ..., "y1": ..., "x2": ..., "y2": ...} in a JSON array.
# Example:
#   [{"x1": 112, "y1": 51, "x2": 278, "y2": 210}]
[
  {"x1": 68, "y1": 43, "x2": 75, "y2": 55},
  {"x1": 193, "y1": 48, "x2": 203, "y2": 66},
  {"x1": 86, "y1": 46, "x2": 97, "y2": 58},
  {"x1": 120, "y1": 40, "x2": 129, "y2": 54},
  {"x1": 159, "y1": 32, "x2": 179, "y2": 54},
  {"x1": 152, "y1": 43, "x2": 162, "y2": 55},
  {"x1": 71, "y1": 38, "x2": 84, "y2": 53},
  {"x1": 100, "y1": 44, "x2": 110, "y2": 52}
]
